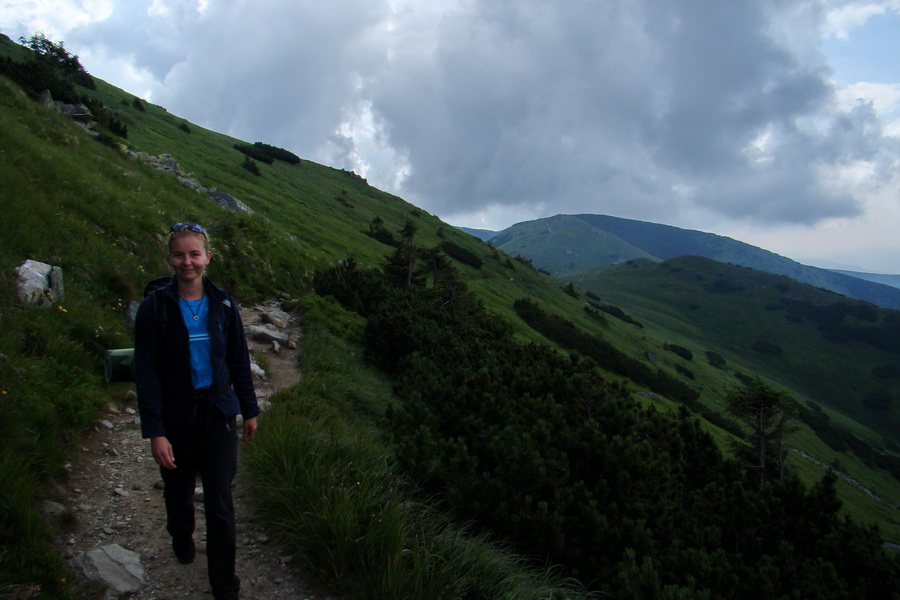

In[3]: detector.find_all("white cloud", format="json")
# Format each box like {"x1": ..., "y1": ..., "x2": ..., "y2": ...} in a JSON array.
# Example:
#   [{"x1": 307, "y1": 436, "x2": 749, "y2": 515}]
[
  {"x1": 823, "y1": 1, "x2": 900, "y2": 39},
  {"x1": 0, "y1": 0, "x2": 111, "y2": 39},
  {"x1": 836, "y1": 82, "x2": 900, "y2": 136}
]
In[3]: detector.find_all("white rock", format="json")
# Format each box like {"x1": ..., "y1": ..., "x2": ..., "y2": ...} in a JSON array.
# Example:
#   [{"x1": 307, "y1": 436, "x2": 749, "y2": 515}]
[{"x1": 82, "y1": 544, "x2": 144, "y2": 597}]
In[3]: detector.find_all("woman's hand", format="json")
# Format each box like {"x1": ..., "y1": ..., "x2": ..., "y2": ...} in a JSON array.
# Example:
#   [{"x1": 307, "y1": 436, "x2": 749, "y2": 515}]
[
  {"x1": 242, "y1": 417, "x2": 257, "y2": 442},
  {"x1": 151, "y1": 436, "x2": 177, "y2": 469}
]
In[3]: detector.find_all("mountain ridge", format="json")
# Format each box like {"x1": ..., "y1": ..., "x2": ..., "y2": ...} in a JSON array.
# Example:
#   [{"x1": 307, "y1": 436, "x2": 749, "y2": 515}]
[
  {"x1": 832, "y1": 269, "x2": 900, "y2": 290},
  {"x1": 487, "y1": 213, "x2": 900, "y2": 309}
]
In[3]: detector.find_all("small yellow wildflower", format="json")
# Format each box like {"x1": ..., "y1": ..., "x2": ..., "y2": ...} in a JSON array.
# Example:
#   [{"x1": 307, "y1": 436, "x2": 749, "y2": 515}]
[{"x1": 57, "y1": 306, "x2": 68, "y2": 313}]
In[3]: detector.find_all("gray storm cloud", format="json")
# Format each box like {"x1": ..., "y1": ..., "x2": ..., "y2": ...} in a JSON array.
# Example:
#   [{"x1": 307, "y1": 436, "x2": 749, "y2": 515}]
[{"x1": 56, "y1": 0, "x2": 898, "y2": 231}]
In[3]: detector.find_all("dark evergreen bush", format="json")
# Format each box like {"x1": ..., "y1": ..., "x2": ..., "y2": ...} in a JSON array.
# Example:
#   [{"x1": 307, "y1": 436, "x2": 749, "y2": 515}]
[
  {"x1": 440, "y1": 241, "x2": 483, "y2": 269},
  {"x1": 706, "y1": 350, "x2": 727, "y2": 368},
  {"x1": 674, "y1": 363, "x2": 695, "y2": 379},
  {"x1": 751, "y1": 340, "x2": 784, "y2": 355},
  {"x1": 862, "y1": 390, "x2": 892, "y2": 411},
  {"x1": 234, "y1": 143, "x2": 274, "y2": 164},
  {"x1": 250, "y1": 141, "x2": 300, "y2": 164},
  {"x1": 664, "y1": 343, "x2": 693, "y2": 361},
  {"x1": 364, "y1": 217, "x2": 398, "y2": 247},
  {"x1": 241, "y1": 155, "x2": 261, "y2": 176},
  {"x1": 583, "y1": 306, "x2": 608, "y2": 324},
  {"x1": 595, "y1": 302, "x2": 643, "y2": 328},
  {"x1": 561, "y1": 282, "x2": 579, "y2": 299}
]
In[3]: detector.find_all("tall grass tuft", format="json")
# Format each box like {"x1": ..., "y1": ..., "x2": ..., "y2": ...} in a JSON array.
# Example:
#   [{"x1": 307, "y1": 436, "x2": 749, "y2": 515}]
[{"x1": 0, "y1": 455, "x2": 71, "y2": 598}]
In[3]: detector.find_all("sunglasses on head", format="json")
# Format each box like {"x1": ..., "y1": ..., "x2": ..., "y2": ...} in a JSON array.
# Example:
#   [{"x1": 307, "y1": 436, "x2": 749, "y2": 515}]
[{"x1": 170, "y1": 222, "x2": 207, "y2": 236}]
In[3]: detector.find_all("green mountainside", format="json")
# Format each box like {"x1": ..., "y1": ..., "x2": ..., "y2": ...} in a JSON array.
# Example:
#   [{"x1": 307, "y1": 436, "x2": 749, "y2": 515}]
[
  {"x1": 578, "y1": 256, "x2": 900, "y2": 442},
  {"x1": 2, "y1": 34, "x2": 899, "y2": 598},
  {"x1": 491, "y1": 213, "x2": 900, "y2": 310},
  {"x1": 488, "y1": 214, "x2": 656, "y2": 273}
]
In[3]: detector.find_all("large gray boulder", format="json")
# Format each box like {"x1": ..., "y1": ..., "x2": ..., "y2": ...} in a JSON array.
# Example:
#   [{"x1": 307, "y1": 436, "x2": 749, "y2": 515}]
[{"x1": 16, "y1": 260, "x2": 64, "y2": 307}]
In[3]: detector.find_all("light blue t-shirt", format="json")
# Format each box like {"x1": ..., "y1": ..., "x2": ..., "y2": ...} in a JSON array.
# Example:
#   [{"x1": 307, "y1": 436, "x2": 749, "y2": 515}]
[{"x1": 179, "y1": 296, "x2": 213, "y2": 390}]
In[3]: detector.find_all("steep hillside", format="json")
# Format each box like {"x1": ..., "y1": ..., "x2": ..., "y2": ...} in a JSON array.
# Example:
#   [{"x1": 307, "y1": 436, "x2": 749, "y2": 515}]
[
  {"x1": 578, "y1": 256, "x2": 900, "y2": 440},
  {"x1": 575, "y1": 256, "x2": 900, "y2": 543},
  {"x1": 492, "y1": 214, "x2": 900, "y2": 309}
]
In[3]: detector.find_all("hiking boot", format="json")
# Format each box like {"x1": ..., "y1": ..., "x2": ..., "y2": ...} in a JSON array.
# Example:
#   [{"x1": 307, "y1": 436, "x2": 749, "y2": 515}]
[{"x1": 172, "y1": 535, "x2": 195, "y2": 564}]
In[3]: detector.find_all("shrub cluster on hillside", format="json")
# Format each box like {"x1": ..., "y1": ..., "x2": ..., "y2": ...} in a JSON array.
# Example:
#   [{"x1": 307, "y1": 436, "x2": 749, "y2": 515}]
[
  {"x1": 587, "y1": 299, "x2": 644, "y2": 328},
  {"x1": 797, "y1": 402, "x2": 900, "y2": 480},
  {"x1": 440, "y1": 240, "x2": 483, "y2": 269},
  {"x1": 0, "y1": 33, "x2": 94, "y2": 100},
  {"x1": 514, "y1": 297, "x2": 698, "y2": 406},
  {"x1": 233, "y1": 141, "x2": 301, "y2": 165},
  {"x1": 664, "y1": 343, "x2": 693, "y2": 361},
  {"x1": 0, "y1": 34, "x2": 129, "y2": 142},
  {"x1": 241, "y1": 154, "x2": 261, "y2": 176},
  {"x1": 773, "y1": 297, "x2": 900, "y2": 353},
  {"x1": 312, "y1": 230, "x2": 900, "y2": 598}
]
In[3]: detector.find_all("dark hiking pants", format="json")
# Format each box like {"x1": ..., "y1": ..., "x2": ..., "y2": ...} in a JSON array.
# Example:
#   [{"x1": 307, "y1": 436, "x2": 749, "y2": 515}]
[{"x1": 161, "y1": 393, "x2": 239, "y2": 600}]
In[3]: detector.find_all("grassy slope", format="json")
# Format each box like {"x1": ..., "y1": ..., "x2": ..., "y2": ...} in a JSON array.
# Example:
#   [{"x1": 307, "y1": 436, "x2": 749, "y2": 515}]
[
  {"x1": 576, "y1": 256, "x2": 900, "y2": 541},
  {"x1": 488, "y1": 215, "x2": 656, "y2": 276},
  {"x1": 1, "y1": 33, "x2": 898, "y2": 590},
  {"x1": 579, "y1": 257, "x2": 900, "y2": 437}
]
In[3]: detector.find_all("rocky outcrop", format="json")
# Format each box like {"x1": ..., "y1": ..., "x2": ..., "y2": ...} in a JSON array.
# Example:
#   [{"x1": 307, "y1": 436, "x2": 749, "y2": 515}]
[
  {"x1": 118, "y1": 147, "x2": 253, "y2": 214},
  {"x1": 208, "y1": 190, "x2": 252, "y2": 214},
  {"x1": 124, "y1": 150, "x2": 204, "y2": 192},
  {"x1": 37, "y1": 89, "x2": 253, "y2": 216},
  {"x1": 39, "y1": 89, "x2": 95, "y2": 125}
]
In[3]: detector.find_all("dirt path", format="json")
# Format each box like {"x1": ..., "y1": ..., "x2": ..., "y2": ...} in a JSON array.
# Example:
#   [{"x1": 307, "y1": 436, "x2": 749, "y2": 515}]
[{"x1": 55, "y1": 301, "x2": 337, "y2": 599}]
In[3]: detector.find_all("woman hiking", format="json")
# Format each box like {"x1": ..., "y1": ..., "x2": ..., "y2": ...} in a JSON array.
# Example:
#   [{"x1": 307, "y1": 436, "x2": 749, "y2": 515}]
[{"x1": 133, "y1": 222, "x2": 259, "y2": 600}]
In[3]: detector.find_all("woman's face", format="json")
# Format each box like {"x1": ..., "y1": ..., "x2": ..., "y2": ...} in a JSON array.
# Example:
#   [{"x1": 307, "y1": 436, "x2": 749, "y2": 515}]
[{"x1": 169, "y1": 233, "x2": 211, "y2": 284}]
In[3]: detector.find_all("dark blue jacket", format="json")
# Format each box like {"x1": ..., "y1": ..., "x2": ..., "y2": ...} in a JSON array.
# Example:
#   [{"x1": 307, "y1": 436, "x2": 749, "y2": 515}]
[{"x1": 133, "y1": 277, "x2": 259, "y2": 438}]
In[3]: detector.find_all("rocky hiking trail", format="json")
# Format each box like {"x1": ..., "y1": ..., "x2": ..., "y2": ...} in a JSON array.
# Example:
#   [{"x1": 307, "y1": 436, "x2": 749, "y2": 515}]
[{"x1": 53, "y1": 301, "x2": 340, "y2": 599}]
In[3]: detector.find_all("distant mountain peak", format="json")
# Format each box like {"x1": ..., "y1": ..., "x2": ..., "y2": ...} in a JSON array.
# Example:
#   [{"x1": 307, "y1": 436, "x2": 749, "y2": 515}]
[{"x1": 491, "y1": 213, "x2": 900, "y2": 309}]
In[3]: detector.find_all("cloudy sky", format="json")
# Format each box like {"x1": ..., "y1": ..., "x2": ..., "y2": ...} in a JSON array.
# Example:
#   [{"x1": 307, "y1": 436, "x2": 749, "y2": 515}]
[{"x1": 3, "y1": 1, "x2": 900, "y2": 273}]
